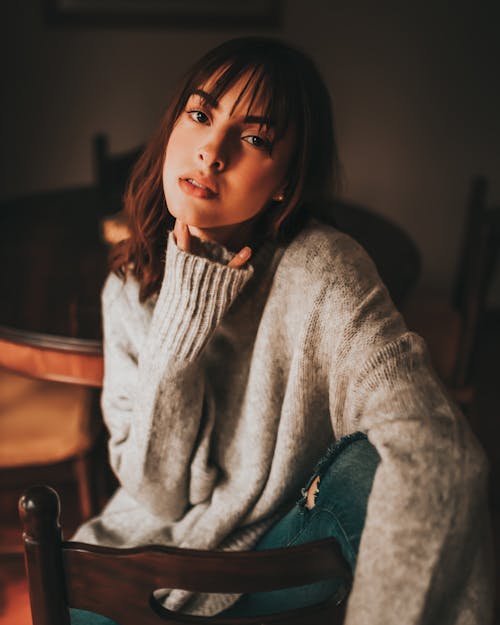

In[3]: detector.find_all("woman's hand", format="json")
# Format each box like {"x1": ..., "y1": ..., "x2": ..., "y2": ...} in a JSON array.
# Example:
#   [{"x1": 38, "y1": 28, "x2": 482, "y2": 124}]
[{"x1": 173, "y1": 219, "x2": 252, "y2": 269}]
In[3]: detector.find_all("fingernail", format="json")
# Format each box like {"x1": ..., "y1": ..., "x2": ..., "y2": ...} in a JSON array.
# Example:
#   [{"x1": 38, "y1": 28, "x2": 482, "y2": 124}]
[{"x1": 239, "y1": 247, "x2": 251, "y2": 259}]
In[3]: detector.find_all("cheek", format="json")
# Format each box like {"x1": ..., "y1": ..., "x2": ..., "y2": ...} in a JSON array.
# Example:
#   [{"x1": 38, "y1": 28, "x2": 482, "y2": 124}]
[
  {"x1": 162, "y1": 151, "x2": 168, "y2": 183},
  {"x1": 162, "y1": 144, "x2": 179, "y2": 208},
  {"x1": 241, "y1": 163, "x2": 286, "y2": 197},
  {"x1": 162, "y1": 152, "x2": 171, "y2": 199},
  {"x1": 233, "y1": 169, "x2": 282, "y2": 217},
  {"x1": 164, "y1": 124, "x2": 187, "y2": 172},
  {"x1": 163, "y1": 137, "x2": 176, "y2": 176},
  {"x1": 163, "y1": 131, "x2": 184, "y2": 190}
]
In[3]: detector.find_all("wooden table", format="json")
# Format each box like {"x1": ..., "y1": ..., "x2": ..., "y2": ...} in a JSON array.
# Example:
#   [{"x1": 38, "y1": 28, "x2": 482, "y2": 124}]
[{"x1": 0, "y1": 188, "x2": 420, "y2": 386}]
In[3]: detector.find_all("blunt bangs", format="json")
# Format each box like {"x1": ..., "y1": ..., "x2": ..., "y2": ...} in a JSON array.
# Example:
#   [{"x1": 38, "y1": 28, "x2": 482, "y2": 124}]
[{"x1": 173, "y1": 39, "x2": 309, "y2": 145}]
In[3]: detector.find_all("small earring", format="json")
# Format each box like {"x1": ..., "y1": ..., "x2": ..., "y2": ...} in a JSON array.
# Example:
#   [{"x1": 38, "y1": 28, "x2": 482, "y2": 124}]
[{"x1": 273, "y1": 193, "x2": 285, "y2": 202}]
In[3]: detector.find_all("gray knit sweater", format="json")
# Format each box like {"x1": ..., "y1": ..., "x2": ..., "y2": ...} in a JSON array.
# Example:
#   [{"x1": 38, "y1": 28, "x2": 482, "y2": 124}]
[{"x1": 74, "y1": 219, "x2": 493, "y2": 624}]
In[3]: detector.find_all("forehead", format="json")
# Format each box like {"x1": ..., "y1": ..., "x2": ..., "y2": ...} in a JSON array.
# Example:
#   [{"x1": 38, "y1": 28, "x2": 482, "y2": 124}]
[{"x1": 196, "y1": 68, "x2": 273, "y2": 119}]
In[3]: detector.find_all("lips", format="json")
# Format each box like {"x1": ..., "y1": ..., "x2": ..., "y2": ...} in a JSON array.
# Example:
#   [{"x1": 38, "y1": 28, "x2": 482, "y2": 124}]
[{"x1": 179, "y1": 176, "x2": 218, "y2": 199}]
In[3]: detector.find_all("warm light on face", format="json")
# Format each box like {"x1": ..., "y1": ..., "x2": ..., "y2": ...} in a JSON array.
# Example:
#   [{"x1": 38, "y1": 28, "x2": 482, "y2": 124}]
[{"x1": 162, "y1": 71, "x2": 295, "y2": 236}]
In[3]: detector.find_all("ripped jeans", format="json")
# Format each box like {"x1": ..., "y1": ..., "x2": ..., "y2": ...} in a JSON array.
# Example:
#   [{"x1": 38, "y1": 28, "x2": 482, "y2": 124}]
[
  {"x1": 70, "y1": 432, "x2": 380, "y2": 624},
  {"x1": 219, "y1": 431, "x2": 380, "y2": 617}
]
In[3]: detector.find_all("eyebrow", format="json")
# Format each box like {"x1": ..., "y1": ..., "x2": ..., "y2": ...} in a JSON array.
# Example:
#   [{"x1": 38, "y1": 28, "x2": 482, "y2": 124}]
[
  {"x1": 190, "y1": 89, "x2": 273, "y2": 127},
  {"x1": 191, "y1": 89, "x2": 218, "y2": 109}
]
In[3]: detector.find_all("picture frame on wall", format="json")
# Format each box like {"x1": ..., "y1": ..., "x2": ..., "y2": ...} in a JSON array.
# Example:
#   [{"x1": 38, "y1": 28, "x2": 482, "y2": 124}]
[{"x1": 43, "y1": 0, "x2": 282, "y2": 28}]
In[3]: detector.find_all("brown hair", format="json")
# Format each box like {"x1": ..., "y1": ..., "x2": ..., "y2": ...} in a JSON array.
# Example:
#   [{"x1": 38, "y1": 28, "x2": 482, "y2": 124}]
[{"x1": 111, "y1": 37, "x2": 340, "y2": 301}]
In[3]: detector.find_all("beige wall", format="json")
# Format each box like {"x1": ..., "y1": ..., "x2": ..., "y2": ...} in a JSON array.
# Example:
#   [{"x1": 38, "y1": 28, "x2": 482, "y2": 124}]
[{"x1": 1, "y1": 1, "x2": 499, "y2": 297}]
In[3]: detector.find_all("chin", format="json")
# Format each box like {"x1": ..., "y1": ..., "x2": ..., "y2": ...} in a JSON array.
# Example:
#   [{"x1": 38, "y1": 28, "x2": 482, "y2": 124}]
[{"x1": 167, "y1": 205, "x2": 217, "y2": 230}]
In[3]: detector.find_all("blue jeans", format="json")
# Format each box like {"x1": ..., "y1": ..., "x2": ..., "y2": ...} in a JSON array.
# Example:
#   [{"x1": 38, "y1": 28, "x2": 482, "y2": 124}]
[{"x1": 70, "y1": 432, "x2": 380, "y2": 623}]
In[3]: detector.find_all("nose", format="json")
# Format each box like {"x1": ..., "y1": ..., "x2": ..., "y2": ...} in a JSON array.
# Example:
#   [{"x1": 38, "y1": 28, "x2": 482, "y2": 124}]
[{"x1": 197, "y1": 133, "x2": 227, "y2": 171}]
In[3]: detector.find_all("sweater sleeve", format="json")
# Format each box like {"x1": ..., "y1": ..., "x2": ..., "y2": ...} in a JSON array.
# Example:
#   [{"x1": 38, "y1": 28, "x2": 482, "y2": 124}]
[
  {"x1": 327, "y1": 242, "x2": 491, "y2": 625},
  {"x1": 100, "y1": 232, "x2": 253, "y2": 521}
]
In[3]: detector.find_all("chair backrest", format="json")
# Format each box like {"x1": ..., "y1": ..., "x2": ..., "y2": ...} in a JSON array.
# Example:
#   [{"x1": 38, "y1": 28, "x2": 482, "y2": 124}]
[
  {"x1": 316, "y1": 198, "x2": 421, "y2": 307},
  {"x1": 0, "y1": 336, "x2": 103, "y2": 387},
  {"x1": 93, "y1": 134, "x2": 144, "y2": 215},
  {"x1": 451, "y1": 176, "x2": 499, "y2": 388},
  {"x1": 19, "y1": 486, "x2": 351, "y2": 625}
]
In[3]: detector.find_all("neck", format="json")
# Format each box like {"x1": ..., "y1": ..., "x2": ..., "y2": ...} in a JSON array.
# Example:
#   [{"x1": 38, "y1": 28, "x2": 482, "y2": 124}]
[{"x1": 188, "y1": 215, "x2": 261, "y2": 252}]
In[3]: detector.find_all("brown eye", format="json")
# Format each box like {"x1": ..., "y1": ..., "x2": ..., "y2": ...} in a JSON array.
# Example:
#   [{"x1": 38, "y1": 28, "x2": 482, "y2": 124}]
[
  {"x1": 243, "y1": 135, "x2": 272, "y2": 150},
  {"x1": 188, "y1": 110, "x2": 209, "y2": 124}
]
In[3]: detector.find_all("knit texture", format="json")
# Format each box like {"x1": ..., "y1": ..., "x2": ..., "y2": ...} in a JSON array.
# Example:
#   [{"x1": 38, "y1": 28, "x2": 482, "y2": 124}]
[{"x1": 73, "y1": 221, "x2": 493, "y2": 624}]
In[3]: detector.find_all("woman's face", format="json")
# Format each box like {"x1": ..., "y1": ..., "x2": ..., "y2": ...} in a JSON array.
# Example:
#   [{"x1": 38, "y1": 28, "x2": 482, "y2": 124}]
[{"x1": 162, "y1": 72, "x2": 295, "y2": 243}]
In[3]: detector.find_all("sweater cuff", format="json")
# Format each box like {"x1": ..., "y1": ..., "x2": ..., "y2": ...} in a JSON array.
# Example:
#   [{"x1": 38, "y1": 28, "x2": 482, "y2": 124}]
[{"x1": 151, "y1": 231, "x2": 254, "y2": 361}]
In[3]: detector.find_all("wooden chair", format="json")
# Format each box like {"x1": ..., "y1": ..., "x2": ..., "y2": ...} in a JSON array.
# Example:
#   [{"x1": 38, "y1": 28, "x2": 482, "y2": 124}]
[
  {"x1": 93, "y1": 133, "x2": 143, "y2": 245},
  {"x1": 19, "y1": 485, "x2": 351, "y2": 625},
  {"x1": 93, "y1": 133, "x2": 143, "y2": 217},
  {"x1": 0, "y1": 336, "x2": 104, "y2": 552},
  {"x1": 402, "y1": 176, "x2": 499, "y2": 410}
]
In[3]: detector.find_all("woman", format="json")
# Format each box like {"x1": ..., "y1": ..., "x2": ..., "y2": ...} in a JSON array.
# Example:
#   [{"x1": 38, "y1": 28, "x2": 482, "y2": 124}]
[{"x1": 73, "y1": 37, "x2": 492, "y2": 624}]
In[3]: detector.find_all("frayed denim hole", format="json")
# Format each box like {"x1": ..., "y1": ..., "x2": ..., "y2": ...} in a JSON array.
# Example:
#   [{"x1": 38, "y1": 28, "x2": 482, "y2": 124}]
[
  {"x1": 296, "y1": 487, "x2": 309, "y2": 514},
  {"x1": 296, "y1": 432, "x2": 368, "y2": 514},
  {"x1": 312, "y1": 431, "x2": 368, "y2": 480},
  {"x1": 300, "y1": 472, "x2": 318, "y2": 498}
]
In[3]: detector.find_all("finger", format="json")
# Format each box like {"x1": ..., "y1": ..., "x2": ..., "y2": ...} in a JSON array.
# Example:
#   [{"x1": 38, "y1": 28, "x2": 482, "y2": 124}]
[
  {"x1": 173, "y1": 219, "x2": 190, "y2": 252},
  {"x1": 228, "y1": 246, "x2": 252, "y2": 269}
]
